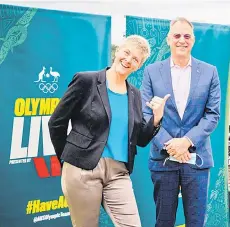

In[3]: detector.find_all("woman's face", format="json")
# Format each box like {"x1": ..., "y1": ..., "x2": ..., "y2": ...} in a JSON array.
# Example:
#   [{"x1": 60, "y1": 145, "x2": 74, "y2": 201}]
[{"x1": 113, "y1": 43, "x2": 143, "y2": 77}]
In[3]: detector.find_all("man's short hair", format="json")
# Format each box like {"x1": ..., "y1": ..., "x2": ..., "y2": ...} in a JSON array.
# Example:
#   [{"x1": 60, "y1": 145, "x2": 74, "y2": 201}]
[{"x1": 170, "y1": 17, "x2": 194, "y2": 30}]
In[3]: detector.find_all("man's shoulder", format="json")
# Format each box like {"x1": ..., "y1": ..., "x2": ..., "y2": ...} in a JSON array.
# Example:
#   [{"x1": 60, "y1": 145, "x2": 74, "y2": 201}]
[
  {"x1": 145, "y1": 58, "x2": 169, "y2": 71},
  {"x1": 146, "y1": 59, "x2": 165, "y2": 69},
  {"x1": 193, "y1": 57, "x2": 216, "y2": 69}
]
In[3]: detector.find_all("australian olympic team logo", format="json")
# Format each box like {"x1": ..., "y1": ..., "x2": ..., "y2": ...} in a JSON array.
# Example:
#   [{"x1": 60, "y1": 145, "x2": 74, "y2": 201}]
[{"x1": 34, "y1": 66, "x2": 60, "y2": 93}]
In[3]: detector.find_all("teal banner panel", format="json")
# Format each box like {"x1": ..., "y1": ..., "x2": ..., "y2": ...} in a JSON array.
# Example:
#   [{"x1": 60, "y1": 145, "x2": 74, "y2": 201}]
[
  {"x1": 0, "y1": 4, "x2": 112, "y2": 227},
  {"x1": 126, "y1": 16, "x2": 230, "y2": 227}
]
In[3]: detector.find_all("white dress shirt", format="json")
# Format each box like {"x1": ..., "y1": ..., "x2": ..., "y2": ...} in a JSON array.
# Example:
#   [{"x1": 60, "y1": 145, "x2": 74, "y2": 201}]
[{"x1": 170, "y1": 57, "x2": 191, "y2": 120}]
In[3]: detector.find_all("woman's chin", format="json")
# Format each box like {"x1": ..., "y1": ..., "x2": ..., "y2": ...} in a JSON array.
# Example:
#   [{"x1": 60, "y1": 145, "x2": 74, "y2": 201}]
[
  {"x1": 115, "y1": 66, "x2": 131, "y2": 77},
  {"x1": 115, "y1": 69, "x2": 126, "y2": 76}
]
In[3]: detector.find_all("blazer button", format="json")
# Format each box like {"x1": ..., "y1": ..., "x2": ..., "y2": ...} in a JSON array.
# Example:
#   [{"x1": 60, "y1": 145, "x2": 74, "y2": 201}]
[{"x1": 130, "y1": 142, "x2": 132, "y2": 145}]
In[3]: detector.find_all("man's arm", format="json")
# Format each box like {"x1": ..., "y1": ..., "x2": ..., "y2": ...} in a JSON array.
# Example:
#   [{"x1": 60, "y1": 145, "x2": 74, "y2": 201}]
[
  {"x1": 48, "y1": 73, "x2": 84, "y2": 162},
  {"x1": 140, "y1": 66, "x2": 173, "y2": 150},
  {"x1": 184, "y1": 67, "x2": 221, "y2": 148}
]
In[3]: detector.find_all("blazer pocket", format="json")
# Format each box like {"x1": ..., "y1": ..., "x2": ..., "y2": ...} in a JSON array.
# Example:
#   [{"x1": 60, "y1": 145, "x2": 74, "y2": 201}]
[{"x1": 66, "y1": 130, "x2": 92, "y2": 149}]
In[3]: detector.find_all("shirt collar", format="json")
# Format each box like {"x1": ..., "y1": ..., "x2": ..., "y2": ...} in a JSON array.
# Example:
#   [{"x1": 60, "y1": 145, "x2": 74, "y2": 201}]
[{"x1": 170, "y1": 56, "x2": 192, "y2": 68}]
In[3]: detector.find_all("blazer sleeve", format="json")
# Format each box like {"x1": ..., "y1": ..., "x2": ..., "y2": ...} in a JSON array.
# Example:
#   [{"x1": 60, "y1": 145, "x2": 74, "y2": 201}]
[
  {"x1": 136, "y1": 89, "x2": 161, "y2": 147},
  {"x1": 184, "y1": 66, "x2": 221, "y2": 148},
  {"x1": 140, "y1": 66, "x2": 173, "y2": 150},
  {"x1": 48, "y1": 73, "x2": 84, "y2": 162}
]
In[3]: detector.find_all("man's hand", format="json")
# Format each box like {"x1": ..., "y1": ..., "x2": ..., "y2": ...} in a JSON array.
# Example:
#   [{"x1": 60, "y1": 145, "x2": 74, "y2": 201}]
[
  {"x1": 165, "y1": 138, "x2": 191, "y2": 158},
  {"x1": 173, "y1": 151, "x2": 192, "y2": 163},
  {"x1": 146, "y1": 94, "x2": 171, "y2": 126}
]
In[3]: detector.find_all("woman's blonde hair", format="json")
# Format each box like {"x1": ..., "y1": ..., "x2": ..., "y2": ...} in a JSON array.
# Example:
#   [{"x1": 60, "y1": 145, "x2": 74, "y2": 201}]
[{"x1": 118, "y1": 35, "x2": 151, "y2": 65}]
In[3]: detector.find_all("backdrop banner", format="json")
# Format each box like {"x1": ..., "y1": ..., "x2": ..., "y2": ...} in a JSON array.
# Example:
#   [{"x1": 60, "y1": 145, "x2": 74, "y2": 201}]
[
  {"x1": 0, "y1": 4, "x2": 112, "y2": 227},
  {"x1": 126, "y1": 16, "x2": 230, "y2": 227}
]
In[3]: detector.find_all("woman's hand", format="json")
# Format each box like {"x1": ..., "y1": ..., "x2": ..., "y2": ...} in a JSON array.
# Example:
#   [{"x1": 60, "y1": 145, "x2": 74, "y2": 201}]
[{"x1": 146, "y1": 94, "x2": 170, "y2": 126}]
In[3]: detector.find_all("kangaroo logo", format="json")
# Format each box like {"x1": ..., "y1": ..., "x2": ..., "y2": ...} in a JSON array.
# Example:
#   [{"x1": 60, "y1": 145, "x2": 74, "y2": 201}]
[
  {"x1": 34, "y1": 66, "x2": 60, "y2": 94},
  {"x1": 34, "y1": 66, "x2": 46, "y2": 82}
]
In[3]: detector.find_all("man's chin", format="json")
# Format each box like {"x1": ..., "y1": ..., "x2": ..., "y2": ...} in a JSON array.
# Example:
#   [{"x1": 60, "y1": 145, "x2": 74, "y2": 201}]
[{"x1": 176, "y1": 52, "x2": 189, "y2": 58}]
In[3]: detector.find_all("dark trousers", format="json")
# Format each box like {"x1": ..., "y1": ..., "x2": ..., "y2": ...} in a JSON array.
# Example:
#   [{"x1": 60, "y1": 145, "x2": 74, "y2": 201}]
[{"x1": 151, "y1": 164, "x2": 210, "y2": 227}]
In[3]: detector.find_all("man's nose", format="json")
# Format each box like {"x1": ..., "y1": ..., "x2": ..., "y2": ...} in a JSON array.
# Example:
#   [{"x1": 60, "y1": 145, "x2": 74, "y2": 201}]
[{"x1": 178, "y1": 35, "x2": 186, "y2": 42}]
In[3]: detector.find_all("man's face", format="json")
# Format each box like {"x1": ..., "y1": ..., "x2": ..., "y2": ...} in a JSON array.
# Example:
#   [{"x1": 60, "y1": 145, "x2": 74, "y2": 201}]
[{"x1": 167, "y1": 21, "x2": 195, "y2": 59}]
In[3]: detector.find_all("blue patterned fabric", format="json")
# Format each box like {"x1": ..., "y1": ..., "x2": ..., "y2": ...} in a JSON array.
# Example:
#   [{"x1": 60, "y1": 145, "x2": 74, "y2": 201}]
[{"x1": 151, "y1": 164, "x2": 209, "y2": 227}]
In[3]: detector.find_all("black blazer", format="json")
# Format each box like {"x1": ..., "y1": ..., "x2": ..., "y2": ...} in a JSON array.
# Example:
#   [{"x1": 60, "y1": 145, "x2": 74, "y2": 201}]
[{"x1": 48, "y1": 68, "x2": 160, "y2": 174}]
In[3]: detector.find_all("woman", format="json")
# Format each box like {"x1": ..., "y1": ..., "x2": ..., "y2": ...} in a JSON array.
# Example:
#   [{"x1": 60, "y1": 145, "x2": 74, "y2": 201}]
[{"x1": 48, "y1": 35, "x2": 169, "y2": 227}]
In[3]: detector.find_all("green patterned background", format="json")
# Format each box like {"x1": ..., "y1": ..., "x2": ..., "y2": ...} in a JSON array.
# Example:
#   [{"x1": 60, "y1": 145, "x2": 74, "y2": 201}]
[{"x1": 126, "y1": 16, "x2": 230, "y2": 227}]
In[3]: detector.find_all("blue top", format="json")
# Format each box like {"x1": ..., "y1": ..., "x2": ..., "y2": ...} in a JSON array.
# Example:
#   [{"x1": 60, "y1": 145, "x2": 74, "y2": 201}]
[{"x1": 101, "y1": 88, "x2": 129, "y2": 163}]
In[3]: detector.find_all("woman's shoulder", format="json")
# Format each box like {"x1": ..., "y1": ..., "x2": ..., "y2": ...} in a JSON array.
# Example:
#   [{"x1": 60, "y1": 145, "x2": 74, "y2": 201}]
[
  {"x1": 127, "y1": 82, "x2": 140, "y2": 94},
  {"x1": 74, "y1": 70, "x2": 99, "y2": 79},
  {"x1": 71, "y1": 69, "x2": 100, "y2": 85}
]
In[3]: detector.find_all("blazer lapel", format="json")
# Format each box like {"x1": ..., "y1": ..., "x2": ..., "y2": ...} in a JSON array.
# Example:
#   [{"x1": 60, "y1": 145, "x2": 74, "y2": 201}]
[
  {"x1": 159, "y1": 58, "x2": 178, "y2": 112},
  {"x1": 97, "y1": 69, "x2": 111, "y2": 124},
  {"x1": 127, "y1": 82, "x2": 134, "y2": 141}
]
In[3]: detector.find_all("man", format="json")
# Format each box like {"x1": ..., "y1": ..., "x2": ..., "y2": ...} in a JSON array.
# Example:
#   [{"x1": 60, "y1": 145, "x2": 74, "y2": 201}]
[{"x1": 141, "y1": 17, "x2": 221, "y2": 227}]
